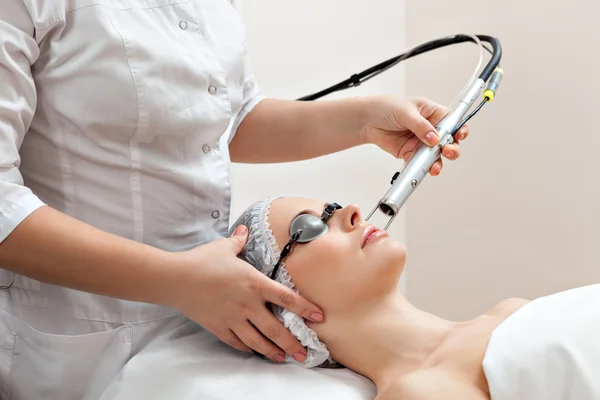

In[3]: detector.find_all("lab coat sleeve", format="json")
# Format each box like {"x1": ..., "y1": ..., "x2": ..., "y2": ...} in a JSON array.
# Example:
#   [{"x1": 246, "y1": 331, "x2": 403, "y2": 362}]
[
  {"x1": 227, "y1": 0, "x2": 265, "y2": 144},
  {"x1": 0, "y1": 1, "x2": 47, "y2": 243},
  {"x1": 228, "y1": 48, "x2": 265, "y2": 144}
]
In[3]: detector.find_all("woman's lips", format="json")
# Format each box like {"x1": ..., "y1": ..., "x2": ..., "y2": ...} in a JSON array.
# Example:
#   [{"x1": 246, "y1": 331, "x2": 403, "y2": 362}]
[{"x1": 362, "y1": 225, "x2": 388, "y2": 248}]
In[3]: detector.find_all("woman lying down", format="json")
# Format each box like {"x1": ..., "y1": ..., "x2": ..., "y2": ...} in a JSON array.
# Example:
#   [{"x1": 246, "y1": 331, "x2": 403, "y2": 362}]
[{"x1": 229, "y1": 196, "x2": 600, "y2": 400}]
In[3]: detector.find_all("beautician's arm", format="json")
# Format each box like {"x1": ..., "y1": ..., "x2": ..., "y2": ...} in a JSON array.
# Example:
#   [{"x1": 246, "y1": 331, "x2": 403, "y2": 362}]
[
  {"x1": 0, "y1": 207, "x2": 181, "y2": 305},
  {"x1": 229, "y1": 97, "x2": 464, "y2": 166},
  {"x1": 229, "y1": 98, "x2": 369, "y2": 163},
  {"x1": 0, "y1": 207, "x2": 322, "y2": 362}
]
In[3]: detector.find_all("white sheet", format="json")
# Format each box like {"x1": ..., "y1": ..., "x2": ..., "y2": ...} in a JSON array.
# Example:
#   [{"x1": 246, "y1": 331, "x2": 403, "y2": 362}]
[
  {"x1": 100, "y1": 322, "x2": 376, "y2": 400},
  {"x1": 482, "y1": 284, "x2": 600, "y2": 400}
]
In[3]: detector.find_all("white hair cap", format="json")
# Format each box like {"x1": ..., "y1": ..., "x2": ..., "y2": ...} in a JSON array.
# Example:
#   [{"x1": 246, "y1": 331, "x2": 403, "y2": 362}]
[{"x1": 228, "y1": 197, "x2": 334, "y2": 368}]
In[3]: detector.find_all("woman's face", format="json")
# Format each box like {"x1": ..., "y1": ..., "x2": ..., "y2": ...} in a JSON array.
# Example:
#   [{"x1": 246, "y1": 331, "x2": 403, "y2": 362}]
[{"x1": 268, "y1": 197, "x2": 407, "y2": 313}]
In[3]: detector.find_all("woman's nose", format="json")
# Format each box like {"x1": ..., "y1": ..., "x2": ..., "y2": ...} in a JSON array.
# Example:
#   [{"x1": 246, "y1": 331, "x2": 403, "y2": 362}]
[{"x1": 339, "y1": 204, "x2": 361, "y2": 231}]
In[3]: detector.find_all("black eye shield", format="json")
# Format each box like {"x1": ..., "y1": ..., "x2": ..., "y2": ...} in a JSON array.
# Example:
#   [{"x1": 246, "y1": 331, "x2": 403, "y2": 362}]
[{"x1": 268, "y1": 202, "x2": 342, "y2": 281}]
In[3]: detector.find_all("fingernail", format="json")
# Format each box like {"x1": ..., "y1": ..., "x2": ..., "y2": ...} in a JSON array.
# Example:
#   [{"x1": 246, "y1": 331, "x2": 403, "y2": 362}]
[
  {"x1": 293, "y1": 352, "x2": 306, "y2": 362},
  {"x1": 235, "y1": 225, "x2": 248, "y2": 236},
  {"x1": 274, "y1": 354, "x2": 286, "y2": 363},
  {"x1": 446, "y1": 150, "x2": 455, "y2": 158},
  {"x1": 425, "y1": 132, "x2": 439, "y2": 145},
  {"x1": 310, "y1": 312, "x2": 323, "y2": 322}
]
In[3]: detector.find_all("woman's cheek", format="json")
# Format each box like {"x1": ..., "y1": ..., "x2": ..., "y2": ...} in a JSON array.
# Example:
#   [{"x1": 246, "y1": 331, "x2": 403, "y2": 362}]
[
  {"x1": 289, "y1": 237, "x2": 354, "y2": 283},
  {"x1": 310, "y1": 239, "x2": 337, "y2": 260}
]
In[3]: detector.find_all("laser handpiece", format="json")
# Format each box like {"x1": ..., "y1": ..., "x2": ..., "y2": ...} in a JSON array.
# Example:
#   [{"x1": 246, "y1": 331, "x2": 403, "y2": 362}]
[
  {"x1": 366, "y1": 65, "x2": 504, "y2": 229},
  {"x1": 298, "y1": 34, "x2": 504, "y2": 230},
  {"x1": 366, "y1": 78, "x2": 484, "y2": 229}
]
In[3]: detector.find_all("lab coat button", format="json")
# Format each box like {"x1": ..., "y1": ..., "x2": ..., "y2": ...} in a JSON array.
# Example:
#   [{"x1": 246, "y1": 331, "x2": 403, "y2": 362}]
[
  {"x1": 208, "y1": 85, "x2": 217, "y2": 95},
  {"x1": 212, "y1": 210, "x2": 220, "y2": 219},
  {"x1": 179, "y1": 21, "x2": 188, "y2": 30},
  {"x1": 202, "y1": 144, "x2": 211, "y2": 154}
]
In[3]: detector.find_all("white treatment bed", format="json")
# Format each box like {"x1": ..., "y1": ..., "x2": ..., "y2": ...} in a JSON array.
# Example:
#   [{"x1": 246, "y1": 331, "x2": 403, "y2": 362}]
[
  {"x1": 100, "y1": 322, "x2": 376, "y2": 400},
  {"x1": 102, "y1": 283, "x2": 600, "y2": 400}
]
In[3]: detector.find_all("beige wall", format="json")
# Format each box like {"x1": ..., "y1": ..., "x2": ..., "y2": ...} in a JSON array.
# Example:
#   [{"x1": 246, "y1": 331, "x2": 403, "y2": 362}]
[{"x1": 403, "y1": 1, "x2": 600, "y2": 320}]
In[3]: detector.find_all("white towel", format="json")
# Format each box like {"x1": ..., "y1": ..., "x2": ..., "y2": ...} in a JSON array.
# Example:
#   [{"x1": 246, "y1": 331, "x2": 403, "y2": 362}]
[
  {"x1": 101, "y1": 321, "x2": 376, "y2": 400},
  {"x1": 483, "y1": 284, "x2": 600, "y2": 400}
]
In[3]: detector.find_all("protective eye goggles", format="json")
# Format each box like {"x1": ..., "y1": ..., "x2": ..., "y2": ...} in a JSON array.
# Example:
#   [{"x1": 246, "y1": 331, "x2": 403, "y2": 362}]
[{"x1": 268, "y1": 202, "x2": 342, "y2": 281}]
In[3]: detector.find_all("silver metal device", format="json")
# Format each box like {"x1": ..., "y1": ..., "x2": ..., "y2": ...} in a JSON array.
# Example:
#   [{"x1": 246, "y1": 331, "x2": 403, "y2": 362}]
[
  {"x1": 366, "y1": 78, "x2": 486, "y2": 230},
  {"x1": 296, "y1": 33, "x2": 503, "y2": 231}
]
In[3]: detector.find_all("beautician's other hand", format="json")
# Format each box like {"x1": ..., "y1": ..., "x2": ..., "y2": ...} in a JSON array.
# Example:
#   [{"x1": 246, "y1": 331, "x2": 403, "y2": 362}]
[
  {"x1": 168, "y1": 225, "x2": 323, "y2": 363},
  {"x1": 361, "y1": 96, "x2": 469, "y2": 176}
]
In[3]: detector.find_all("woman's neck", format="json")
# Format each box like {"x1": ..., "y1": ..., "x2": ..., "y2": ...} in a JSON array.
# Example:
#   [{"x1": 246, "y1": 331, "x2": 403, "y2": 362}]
[{"x1": 310, "y1": 291, "x2": 458, "y2": 393}]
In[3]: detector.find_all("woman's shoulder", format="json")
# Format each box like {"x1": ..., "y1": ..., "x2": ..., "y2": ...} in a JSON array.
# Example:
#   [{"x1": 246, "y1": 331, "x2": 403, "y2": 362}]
[
  {"x1": 376, "y1": 369, "x2": 488, "y2": 400},
  {"x1": 484, "y1": 297, "x2": 530, "y2": 318}
]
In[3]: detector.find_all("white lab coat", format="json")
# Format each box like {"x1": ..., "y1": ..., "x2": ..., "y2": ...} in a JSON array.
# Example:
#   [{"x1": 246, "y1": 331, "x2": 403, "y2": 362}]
[{"x1": 0, "y1": 1, "x2": 263, "y2": 398}]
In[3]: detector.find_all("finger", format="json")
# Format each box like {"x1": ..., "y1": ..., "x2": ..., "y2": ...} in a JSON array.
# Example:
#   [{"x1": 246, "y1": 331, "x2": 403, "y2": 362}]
[
  {"x1": 454, "y1": 125, "x2": 469, "y2": 141},
  {"x1": 232, "y1": 321, "x2": 288, "y2": 363},
  {"x1": 398, "y1": 136, "x2": 420, "y2": 160},
  {"x1": 397, "y1": 108, "x2": 440, "y2": 146},
  {"x1": 441, "y1": 143, "x2": 460, "y2": 160},
  {"x1": 216, "y1": 329, "x2": 253, "y2": 354},
  {"x1": 250, "y1": 307, "x2": 307, "y2": 362},
  {"x1": 228, "y1": 224, "x2": 249, "y2": 254},
  {"x1": 261, "y1": 280, "x2": 324, "y2": 323},
  {"x1": 429, "y1": 159, "x2": 443, "y2": 176},
  {"x1": 412, "y1": 97, "x2": 449, "y2": 127}
]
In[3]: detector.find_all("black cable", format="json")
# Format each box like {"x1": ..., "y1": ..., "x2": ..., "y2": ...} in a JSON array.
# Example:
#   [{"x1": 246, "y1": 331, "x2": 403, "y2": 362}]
[
  {"x1": 453, "y1": 98, "x2": 488, "y2": 136},
  {"x1": 475, "y1": 36, "x2": 501, "y2": 81},
  {"x1": 296, "y1": 34, "x2": 501, "y2": 102}
]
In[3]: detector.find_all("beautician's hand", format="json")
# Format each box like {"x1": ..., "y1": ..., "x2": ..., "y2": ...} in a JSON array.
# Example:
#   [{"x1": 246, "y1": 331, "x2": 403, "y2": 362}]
[
  {"x1": 362, "y1": 96, "x2": 469, "y2": 176},
  {"x1": 169, "y1": 225, "x2": 323, "y2": 363}
]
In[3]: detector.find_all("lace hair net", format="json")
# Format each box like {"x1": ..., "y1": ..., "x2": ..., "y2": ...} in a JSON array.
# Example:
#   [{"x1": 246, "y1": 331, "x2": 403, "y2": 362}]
[{"x1": 228, "y1": 196, "x2": 336, "y2": 368}]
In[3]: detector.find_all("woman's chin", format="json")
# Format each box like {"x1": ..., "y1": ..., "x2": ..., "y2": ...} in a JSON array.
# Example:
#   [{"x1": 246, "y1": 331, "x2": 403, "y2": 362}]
[
  {"x1": 369, "y1": 236, "x2": 407, "y2": 262},
  {"x1": 387, "y1": 241, "x2": 407, "y2": 277},
  {"x1": 367, "y1": 238, "x2": 406, "y2": 284}
]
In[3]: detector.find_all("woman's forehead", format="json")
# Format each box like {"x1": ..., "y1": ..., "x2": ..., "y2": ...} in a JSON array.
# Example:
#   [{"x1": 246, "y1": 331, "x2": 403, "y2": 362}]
[{"x1": 269, "y1": 197, "x2": 325, "y2": 225}]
